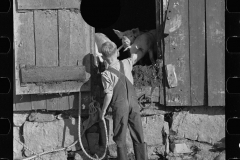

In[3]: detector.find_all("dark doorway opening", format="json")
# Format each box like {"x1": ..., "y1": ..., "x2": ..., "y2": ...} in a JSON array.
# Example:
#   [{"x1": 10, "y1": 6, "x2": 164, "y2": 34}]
[{"x1": 95, "y1": 0, "x2": 156, "y2": 65}]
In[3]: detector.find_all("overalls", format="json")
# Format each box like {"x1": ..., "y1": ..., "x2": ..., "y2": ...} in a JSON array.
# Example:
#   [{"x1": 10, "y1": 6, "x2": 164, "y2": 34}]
[{"x1": 107, "y1": 61, "x2": 147, "y2": 160}]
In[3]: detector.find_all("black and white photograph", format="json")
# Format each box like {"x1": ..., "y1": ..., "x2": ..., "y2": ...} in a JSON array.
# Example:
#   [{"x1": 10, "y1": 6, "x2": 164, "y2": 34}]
[{"x1": 13, "y1": 0, "x2": 226, "y2": 159}]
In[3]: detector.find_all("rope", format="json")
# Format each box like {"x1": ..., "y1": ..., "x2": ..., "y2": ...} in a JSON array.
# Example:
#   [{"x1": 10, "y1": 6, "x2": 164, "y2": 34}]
[
  {"x1": 14, "y1": 137, "x2": 44, "y2": 160},
  {"x1": 16, "y1": 137, "x2": 78, "y2": 160},
  {"x1": 78, "y1": 93, "x2": 109, "y2": 160}
]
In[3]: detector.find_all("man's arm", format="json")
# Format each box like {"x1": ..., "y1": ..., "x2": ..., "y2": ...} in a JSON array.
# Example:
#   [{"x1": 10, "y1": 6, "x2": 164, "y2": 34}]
[
  {"x1": 131, "y1": 47, "x2": 145, "y2": 65},
  {"x1": 122, "y1": 37, "x2": 145, "y2": 65},
  {"x1": 99, "y1": 93, "x2": 113, "y2": 120}
]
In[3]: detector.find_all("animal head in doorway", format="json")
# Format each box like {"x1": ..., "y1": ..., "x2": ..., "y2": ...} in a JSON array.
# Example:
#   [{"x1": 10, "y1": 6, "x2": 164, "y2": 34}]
[{"x1": 113, "y1": 28, "x2": 141, "y2": 44}]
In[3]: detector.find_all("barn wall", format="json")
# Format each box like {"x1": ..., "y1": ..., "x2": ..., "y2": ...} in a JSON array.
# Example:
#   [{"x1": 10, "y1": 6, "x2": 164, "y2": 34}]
[
  {"x1": 163, "y1": 0, "x2": 225, "y2": 106},
  {"x1": 13, "y1": 0, "x2": 95, "y2": 111},
  {"x1": 14, "y1": 0, "x2": 225, "y2": 110}
]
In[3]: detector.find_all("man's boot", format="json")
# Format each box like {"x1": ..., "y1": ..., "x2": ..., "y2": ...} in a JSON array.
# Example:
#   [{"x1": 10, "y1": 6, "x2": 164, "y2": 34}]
[
  {"x1": 134, "y1": 142, "x2": 148, "y2": 160},
  {"x1": 117, "y1": 145, "x2": 128, "y2": 160}
]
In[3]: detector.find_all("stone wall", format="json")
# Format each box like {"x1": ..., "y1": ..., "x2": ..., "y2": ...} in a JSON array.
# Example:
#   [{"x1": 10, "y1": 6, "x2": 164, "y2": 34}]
[{"x1": 13, "y1": 106, "x2": 225, "y2": 160}]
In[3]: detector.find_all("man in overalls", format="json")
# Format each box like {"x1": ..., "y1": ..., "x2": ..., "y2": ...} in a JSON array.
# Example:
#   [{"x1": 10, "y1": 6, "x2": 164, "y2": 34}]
[{"x1": 98, "y1": 41, "x2": 147, "y2": 160}]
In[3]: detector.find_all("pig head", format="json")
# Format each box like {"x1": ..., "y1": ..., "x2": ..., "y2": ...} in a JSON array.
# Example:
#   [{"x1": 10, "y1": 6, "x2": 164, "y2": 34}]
[
  {"x1": 113, "y1": 28, "x2": 142, "y2": 46},
  {"x1": 113, "y1": 28, "x2": 157, "y2": 65}
]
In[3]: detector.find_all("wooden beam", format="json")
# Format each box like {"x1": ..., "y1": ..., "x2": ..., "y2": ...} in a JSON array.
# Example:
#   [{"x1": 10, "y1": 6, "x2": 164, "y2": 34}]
[
  {"x1": 31, "y1": 94, "x2": 47, "y2": 110},
  {"x1": 189, "y1": 0, "x2": 205, "y2": 106},
  {"x1": 14, "y1": 0, "x2": 41, "y2": 95},
  {"x1": 15, "y1": 95, "x2": 32, "y2": 110},
  {"x1": 206, "y1": 0, "x2": 225, "y2": 106},
  {"x1": 17, "y1": 0, "x2": 80, "y2": 10},
  {"x1": 20, "y1": 66, "x2": 87, "y2": 83},
  {"x1": 164, "y1": 0, "x2": 191, "y2": 106}
]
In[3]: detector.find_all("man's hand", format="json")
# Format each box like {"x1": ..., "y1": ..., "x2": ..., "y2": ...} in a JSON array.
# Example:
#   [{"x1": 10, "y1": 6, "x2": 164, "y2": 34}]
[{"x1": 122, "y1": 36, "x2": 131, "y2": 50}]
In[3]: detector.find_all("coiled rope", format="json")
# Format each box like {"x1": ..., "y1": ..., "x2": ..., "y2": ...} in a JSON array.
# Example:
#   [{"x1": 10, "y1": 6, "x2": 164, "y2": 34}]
[{"x1": 78, "y1": 93, "x2": 108, "y2": 160}]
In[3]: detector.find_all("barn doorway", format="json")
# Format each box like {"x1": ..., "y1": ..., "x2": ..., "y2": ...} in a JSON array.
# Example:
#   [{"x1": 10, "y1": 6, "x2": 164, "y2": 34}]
[
  {"x1": 95, "y1": 0, "x2": 165, "y2": 106},
  {"x1": 95, "y1": 0, "x2": 157, "y2": 66}
]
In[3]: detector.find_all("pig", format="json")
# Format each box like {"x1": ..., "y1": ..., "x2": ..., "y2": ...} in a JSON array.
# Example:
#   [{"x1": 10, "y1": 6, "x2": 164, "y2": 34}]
[
  {"x1": 113, "y1": 28, "x2": 157, "y2": 65},
  {"x1": 94, "y1": 33, "x2": 113, "y2": 67}
]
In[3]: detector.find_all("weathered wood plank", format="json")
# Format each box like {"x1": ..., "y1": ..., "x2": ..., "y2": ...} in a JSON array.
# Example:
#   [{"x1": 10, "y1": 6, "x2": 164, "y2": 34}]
[
  {"x1": 58, "y1": 10, "x2": 72, "y2": 110},
  {"x1": 58, "y1": 94, "x2": 69, "y2": 110},
  {"x1": 156, "y1": 0, "x2": 165, "y2": 105},
  {"x1": 68, "y1": 12, "x2": 92, "y2": 92},
  {"x1": 83, "y1": 20, "x2": 92, "y2": 74},
  {"x1": 39, "y1": 82, "x2": 66, "y2": 93},
  {"x1": 164, "y1": 0, "x2": 191, "y2": 106},
  {"x1": 46, "y1": 94, "x2": 59, "y2": 110},
  {"x1": 59, "y1": 10, "x2": 71, "y2": 66},
  {"x1": 34, "y1": 10, "x2": 59, "y2": 110},
  {"x1": 189, "y1": 0, "x2": 205, "y2": 106},
  {"x1": 14, "y1": 0, "x2": 92, "y2": 95},
  {"x1": 31, "y1": 95, "x2": 47, "y2": 110},
  {"x1": 69, "y1": 10, "x2": 87, "y2": 66},
  {"x1": 35, "y1": 10, "x2": 58, "y2": 67},
  {"x1": 20, "y1": 66, "x2": 86, "y2": 83},
  {"x1": 15, "y1": 95, "x2": 32, "y2": 110},
  {"x1": 15, "y1": 82, "x2": 90, "y2": 95},
  {"x1": 14, "y1": 0, "x2": 40, "y2": 95},
  {"x1": 206, "y1": 0, "x2": 225, "y2": 106},
  {"x1": 17, "y1": 0, "x2": 81, "y2": 10}
]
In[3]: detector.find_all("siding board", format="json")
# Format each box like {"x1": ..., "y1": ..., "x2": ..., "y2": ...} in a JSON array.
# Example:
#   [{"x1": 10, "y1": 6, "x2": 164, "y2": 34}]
[
  {"x1": 13, "y1": 0, "x2": 40, "y2": 95},
  {"x1": 189, "y1": 0, "x2": 205, "y2": 106},
  {"x1": 59, "y1": 10, "x2": 71, "y2": 66},
  {"x1": 31, "y1": 94, "x2": 47, "y2": 110},
  {"x1": 46, "y1": 94, "x2": 59, "y2": 110},
  {"x1": 164, "y1": 0, "x2": 191, "y2": 106},
  {"x1": 58, "y1": 94, "x2": 69, "y2": 110},
  {"x1": 17, "y1": 0, "x2": 81, "y2": 10},
  {"x1": 206, "y1": 0, "x2": 225, "y2": 106},
  {"x1": 15, "y1": 95, "x2": 32, "y2": 110},
  {"x1": 35, "y1": 10, "x2": 58, "y2": 67},
  {"x1": 58, "y1": 10, "x2": 72, "y2": 110},
  {"x1": 14, "y1": 0, "x2": 91, "y2": 95},
  {"x1": 69, "y1": 11, "x2": 86, "y2": 66}
]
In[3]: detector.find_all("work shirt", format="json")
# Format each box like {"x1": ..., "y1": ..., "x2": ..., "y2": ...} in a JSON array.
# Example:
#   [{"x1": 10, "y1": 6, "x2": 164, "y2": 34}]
[{"x1": 101, "y1": 58, "x2": 134, "y2": 94}]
